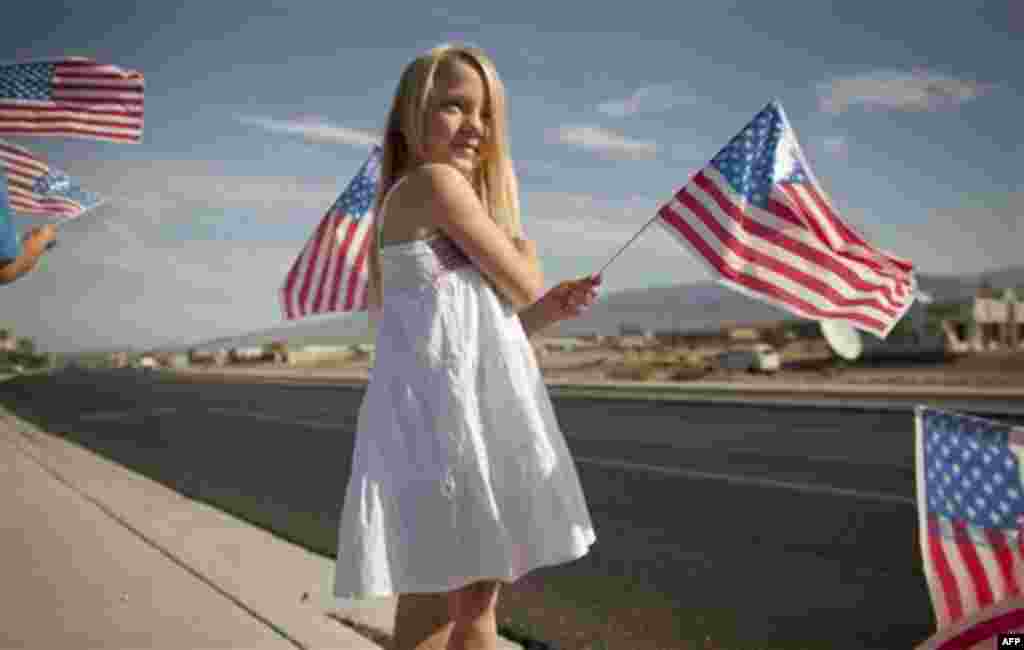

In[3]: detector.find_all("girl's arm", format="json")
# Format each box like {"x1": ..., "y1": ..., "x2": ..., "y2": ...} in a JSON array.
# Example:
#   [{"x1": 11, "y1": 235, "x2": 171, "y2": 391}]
[
  {"x1": 413, "y1": 163, "x2": 544, "y2": 310},
  {"x1": 518, "y1": 275, "x2": 601, "y2": 338}
]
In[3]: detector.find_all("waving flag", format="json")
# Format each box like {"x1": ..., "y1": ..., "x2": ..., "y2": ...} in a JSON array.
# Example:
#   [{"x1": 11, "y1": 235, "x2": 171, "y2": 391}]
[
  {"x1": 656, "y1": 101, "x2": 916, "y2": 338},
  {"x1": 915, "y1": 407, "x2": 1024, "y2": 634},
  {"x1": 0, "y1": 57, "x2": 144, "y2": 143},
  {"x1": 0, "y1": 139, "x2": 103, "y2": 220},
  {"x1": 280, "y1": 145, "x2": 381, "y2": 319},
  {"x1": 916, "y1": 595, "x2": 1024, "y2": 650}
]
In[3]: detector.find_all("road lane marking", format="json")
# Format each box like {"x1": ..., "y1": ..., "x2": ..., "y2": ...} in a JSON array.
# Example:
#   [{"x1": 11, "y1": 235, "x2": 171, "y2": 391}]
[
  {"x1": 575, "y1": 456, "x2": 914, "y2": 506},
  {"x1": 203, "y1": 409, "x2": 914, "y2": 506},
  {"x1": 728, "y1": 445, "x2": 913, "y2": 468},
  {"x1": 79, "y1": 407, "x2": 178, "y2": 422},
  {"x1": 206, "y1": 407, "x2": 341, "y2": 430}
]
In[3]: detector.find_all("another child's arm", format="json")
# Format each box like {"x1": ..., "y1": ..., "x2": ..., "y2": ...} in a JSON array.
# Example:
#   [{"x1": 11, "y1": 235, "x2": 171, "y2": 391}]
[
  {"x1": 0, "y1": 225, "x2": 56, "y2": 285},
  {"x1": 413, "y1": 163, "x2": 544, "y2": 310}
]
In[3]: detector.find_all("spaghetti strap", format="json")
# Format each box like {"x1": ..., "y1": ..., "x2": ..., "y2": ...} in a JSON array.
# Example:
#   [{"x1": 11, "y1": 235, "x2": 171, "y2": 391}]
[{"x1": 376, "y1": 175, "x2": 411, "y2": 256}]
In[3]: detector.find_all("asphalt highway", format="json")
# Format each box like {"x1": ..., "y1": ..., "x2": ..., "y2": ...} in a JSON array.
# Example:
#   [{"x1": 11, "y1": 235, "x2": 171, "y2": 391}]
[{"x1": 4, "y1": 369, "x2": 1022, "y2": 649}]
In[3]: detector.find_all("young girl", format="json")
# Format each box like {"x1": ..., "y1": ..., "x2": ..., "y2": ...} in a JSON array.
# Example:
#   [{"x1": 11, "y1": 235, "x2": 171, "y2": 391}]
[{"x1": 333, "y1": 43, "x2": 600, "y2": 650}]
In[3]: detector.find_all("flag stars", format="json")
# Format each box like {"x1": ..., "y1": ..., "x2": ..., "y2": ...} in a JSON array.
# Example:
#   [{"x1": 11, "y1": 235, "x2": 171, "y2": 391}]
[{"x1": 0, "y1": 62, "x2": 55, "y2": 100}]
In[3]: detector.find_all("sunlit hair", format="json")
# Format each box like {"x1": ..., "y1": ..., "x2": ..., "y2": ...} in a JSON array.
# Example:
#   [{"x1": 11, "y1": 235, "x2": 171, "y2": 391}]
[{"x1": 367, "y1": 43, "x2": 521, "y2": 311}]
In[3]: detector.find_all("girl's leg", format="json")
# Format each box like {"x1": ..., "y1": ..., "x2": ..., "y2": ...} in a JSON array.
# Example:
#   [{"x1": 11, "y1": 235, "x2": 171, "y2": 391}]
[
  {"x1": 392, "y1": 592, "x2": 456, "y2": 650},
  {"x1": 448, "y1": 580, "x2": 502, "y2": 650}
]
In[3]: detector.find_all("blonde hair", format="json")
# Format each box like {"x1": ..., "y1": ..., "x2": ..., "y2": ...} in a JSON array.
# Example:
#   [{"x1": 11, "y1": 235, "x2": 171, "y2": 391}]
[{"x1": 367, "y1": 43, "x2": 521, "y2": 311}]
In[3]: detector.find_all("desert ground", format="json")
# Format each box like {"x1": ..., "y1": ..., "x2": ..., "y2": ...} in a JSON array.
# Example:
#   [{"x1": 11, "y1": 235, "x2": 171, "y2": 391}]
[
  {"x1": 533, "y1": 340, "x2": 1024, "y2": 387},
  {"x1": 200, "y1": 340, "x2": 1024, "y2": 390}
]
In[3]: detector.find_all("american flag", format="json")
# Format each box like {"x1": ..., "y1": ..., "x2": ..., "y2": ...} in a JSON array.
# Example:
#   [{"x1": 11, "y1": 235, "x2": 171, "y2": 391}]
[
  {"x1": 915, "y1": 595, "x2": 1024, "y2": 650},
  {"x1": 656, "y1": 101, "x2": 916, "y2": 338},
  {"x1": 916, "y1": 406, "x2": 1024, "y2": 633},
  {"x1": 0, "y1": 57, "x2": 144, "y2": 143},
  {"x1": 280, "y1": 145, "x2": 381, "y2": 319},
  {"x1": 0, "y1": 139, "x2": 103, "y2": 220}
]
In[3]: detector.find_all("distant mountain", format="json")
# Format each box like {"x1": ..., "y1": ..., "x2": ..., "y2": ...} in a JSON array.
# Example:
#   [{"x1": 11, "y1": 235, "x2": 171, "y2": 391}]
[
  {"x1": 168, "y1": 265, "x2": 1024, "y2": 351},
  {"x1": 158, "y1": 313, "x2": 374, "y2": 354}
]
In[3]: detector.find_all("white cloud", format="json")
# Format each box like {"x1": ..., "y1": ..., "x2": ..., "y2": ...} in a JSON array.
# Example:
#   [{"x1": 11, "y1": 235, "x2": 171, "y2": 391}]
[
  {"x1": 235, "y1": 114, "x2": 381, "y2": 148},
  {"x1": 547, "y1": 125, "x2": 658, "y2": 160},
  {"x1": 838, "y1": 196, "x2": 1021, "y2": 277},
  {"x1": 60, "y1": 158, "x2": 342, "y2": 228},
  {"x1": 521, "y1": 191, "x2": 707, "y2": 290},
  {"x1": 818, "y1": 69, "x2": 997, "y2": 114},
  {"x1": 597, "y1": 84, "x2": 695, "y2": 117},
  {"x1": 1, "y1": 159, "x2": 356, "y2": 353}
]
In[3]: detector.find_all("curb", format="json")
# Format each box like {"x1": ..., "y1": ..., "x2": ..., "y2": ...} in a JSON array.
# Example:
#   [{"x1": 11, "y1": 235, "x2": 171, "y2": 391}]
[{"x1": 0, "y1": 402, "x2": 536, "y2": 650}]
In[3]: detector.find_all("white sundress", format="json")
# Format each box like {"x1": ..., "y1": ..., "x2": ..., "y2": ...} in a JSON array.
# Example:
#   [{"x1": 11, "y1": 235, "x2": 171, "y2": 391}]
[{"x1": 332, "y1": 179, "x2": 597, "y2": 599}]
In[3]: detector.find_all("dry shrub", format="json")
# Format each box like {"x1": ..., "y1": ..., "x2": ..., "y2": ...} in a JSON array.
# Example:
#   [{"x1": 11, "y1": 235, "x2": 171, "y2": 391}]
[
  {"x1": 669, "y1": 365, "x2": 712, "y2": 382},
  {"x1": 605, "y1": 361, "x2": 658, "y2": 381}
]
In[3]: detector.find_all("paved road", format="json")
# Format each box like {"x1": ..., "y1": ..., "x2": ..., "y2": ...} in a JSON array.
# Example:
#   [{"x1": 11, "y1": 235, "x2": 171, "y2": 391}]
[{"x1": 5, "y1": 369, "x2": 1022, "y2": 649}]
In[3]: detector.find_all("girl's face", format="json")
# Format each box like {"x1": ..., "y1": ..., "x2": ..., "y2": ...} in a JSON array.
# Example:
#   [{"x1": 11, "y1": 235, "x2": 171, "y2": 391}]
[{"x1": 419, "y1": 59, "x2": 491, "y2": 179}]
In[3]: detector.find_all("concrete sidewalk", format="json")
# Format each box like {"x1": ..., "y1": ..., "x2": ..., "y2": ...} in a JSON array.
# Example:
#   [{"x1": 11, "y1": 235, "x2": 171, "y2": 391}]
[{"x1": 0, "y1": 407, "x2": 525, "y2": 649}]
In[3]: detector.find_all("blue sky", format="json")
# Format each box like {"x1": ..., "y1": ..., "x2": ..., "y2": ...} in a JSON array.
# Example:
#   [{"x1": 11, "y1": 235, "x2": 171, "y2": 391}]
[{"x1": 2, "y1": 0, "x2": 1021, "y2": 352}]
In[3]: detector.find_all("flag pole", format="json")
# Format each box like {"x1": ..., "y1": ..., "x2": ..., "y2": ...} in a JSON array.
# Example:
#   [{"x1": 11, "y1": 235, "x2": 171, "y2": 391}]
[
  {"x1": 594, "y1": 212, "x2": 662, "y2": 278},
  {"x1": 593, "y1": 164, "x2": 698, "y2": 279}
]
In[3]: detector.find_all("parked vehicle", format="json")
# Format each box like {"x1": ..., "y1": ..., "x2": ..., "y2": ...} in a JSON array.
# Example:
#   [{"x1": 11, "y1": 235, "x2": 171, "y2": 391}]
[
  {"x1": 716, "y1": 344, "x2": 780, "y2": 374},
  {"x1": 751, "y1": 343, "x2": 781, "y2": 372}
]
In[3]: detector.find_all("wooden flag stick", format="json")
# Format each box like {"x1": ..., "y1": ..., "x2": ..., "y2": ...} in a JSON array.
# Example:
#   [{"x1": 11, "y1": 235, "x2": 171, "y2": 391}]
[{"x1": 594, "y1": 209, "x2": 662, "y2": 279}]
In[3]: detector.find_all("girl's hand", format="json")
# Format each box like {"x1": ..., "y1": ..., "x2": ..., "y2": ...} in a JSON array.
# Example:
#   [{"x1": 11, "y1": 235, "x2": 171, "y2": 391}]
[{"x1": 536, "y1": 274, "x2": 601, "y2": 324}]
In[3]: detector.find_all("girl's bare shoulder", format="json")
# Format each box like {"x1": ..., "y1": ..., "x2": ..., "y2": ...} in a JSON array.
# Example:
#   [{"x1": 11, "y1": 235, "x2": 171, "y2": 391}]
[
  {"x1": 390, "y1": 164, "x2": 479, "y2": 231},
  {"x1": 383, "y1": 164, "x2": 470, "y2": 241},
  {"x1": 397, "y1": 163, "x2": 473, "y2": 204}
]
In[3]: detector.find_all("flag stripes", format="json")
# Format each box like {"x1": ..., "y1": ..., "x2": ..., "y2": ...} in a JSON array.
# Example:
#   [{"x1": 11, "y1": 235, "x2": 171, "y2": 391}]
[
  {"x1": 280, "y1": 146, "x2": 380, "y2": 319},
  {"x1": 0, "y1": 139, "x2": 102, "y2": 220},
  {"x1": 0, "y1": 57, "x2": 144, "y2": 143},
  {"x1": 655, "y1": 102, "x2": 915, "y2": 338},
  {"x1": 915, "y1": 407, "x2": 1024, "y2": 636},
  {"x1": 658, "y1": 169, "x2": 913, "y2": 335}
]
